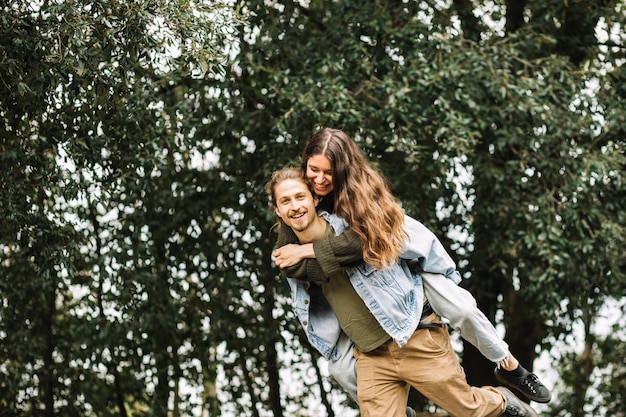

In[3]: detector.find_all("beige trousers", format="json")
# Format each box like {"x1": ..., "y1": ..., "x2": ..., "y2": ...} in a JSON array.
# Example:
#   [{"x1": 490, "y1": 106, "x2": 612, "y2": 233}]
[{"x1": 353, "y1": 314, "x2": 507, "y2": 417}]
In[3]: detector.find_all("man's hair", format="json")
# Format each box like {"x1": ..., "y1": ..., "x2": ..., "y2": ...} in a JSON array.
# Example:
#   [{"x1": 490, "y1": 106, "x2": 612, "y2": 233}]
[
  {"x1": 265, "y1": 166, "x2": 311, "y2": 208},
  {"x1": 301, "y1": 128, "x2": 407, "y2": 269}
]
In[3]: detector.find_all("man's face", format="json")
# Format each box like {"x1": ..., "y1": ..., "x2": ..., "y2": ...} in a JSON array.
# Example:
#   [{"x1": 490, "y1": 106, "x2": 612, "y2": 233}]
[
  {"x1": 305, "y1": 154, "x2": 333, "y2": 197},
  {"x1": 273, "y1": 178, "x2": 318, "y2": 232}
]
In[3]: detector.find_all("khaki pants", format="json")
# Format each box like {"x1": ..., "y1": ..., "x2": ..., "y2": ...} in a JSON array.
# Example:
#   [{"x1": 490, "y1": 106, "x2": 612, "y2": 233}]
[{"x1": 354, "y1": 314, "x2": 506, "y2": 417}]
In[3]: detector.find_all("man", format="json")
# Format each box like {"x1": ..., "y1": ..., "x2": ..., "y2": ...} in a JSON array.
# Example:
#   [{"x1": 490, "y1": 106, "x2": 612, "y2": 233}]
[{"x1": 266, "y1": 167, "x2": 538, "y2": 417}]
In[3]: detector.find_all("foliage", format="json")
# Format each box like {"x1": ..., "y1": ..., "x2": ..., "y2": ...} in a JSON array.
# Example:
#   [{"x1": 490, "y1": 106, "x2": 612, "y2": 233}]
[
  {"x1": 200, "y1": 0, "x2": 626, "y2": 413},
  {"x1": 1, "y1": 0, "x2": 625, "y2": 416},
  {"x1": 1, "y1": 1, "x2": 247, "y2": 416},
  {"x1": 546, "y1": 300, "x2": 626, "y2": 417}
]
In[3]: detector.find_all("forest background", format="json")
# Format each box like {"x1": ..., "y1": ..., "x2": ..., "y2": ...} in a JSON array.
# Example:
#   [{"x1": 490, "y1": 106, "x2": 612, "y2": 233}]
[{"x1": 1, "y1": 1, "x2": 625, "y2": 416}]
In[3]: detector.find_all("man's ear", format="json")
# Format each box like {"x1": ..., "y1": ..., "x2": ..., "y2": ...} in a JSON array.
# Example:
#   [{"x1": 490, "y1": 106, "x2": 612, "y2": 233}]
[
  {"x1": 313, "y1": 195, "x2": 320, "y2": 207},
  {"x1": 274, "y1": 206, "x2": 281, "y2": 218}
]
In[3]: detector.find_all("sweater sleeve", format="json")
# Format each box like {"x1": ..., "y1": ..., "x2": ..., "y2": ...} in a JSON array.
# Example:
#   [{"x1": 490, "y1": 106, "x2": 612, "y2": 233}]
[
  {"x1": 277, "y1": 226, "x2": 364, "y2": 281},
  {"x1": 276, "y1": 224, "x2": 328, "y2": 282},
  {"x1": 312, "y1": 227, "x2": 364, "y2": 277}
]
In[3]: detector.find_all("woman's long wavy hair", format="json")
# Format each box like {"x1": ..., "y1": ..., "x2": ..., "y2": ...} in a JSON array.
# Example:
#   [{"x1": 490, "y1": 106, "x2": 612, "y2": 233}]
[{"x1": 301, "y1": 128, "x2": 407, "y2": 269}]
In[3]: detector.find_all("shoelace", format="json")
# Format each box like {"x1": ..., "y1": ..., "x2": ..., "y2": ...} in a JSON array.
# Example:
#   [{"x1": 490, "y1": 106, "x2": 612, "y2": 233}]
[{"x1": 521, "y1": 373, "x2": 541, "y2": 394}]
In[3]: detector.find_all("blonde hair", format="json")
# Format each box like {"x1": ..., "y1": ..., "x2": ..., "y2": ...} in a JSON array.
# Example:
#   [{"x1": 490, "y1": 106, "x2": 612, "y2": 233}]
[
  {"x1": 301, "y1": 128, "x2": 407, "y2": 269},
  {"x1": 265, "y1": 167, "x2": 309, "y2": 208}
]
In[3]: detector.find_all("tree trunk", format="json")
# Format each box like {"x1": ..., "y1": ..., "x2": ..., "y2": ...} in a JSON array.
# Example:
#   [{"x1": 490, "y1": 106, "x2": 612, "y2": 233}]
[
  {"x1": 43, "y1": 273, "x2": 57, "y2": 417},
  {"x1": 264, "y1": 287, "x2": 283, "y2": 417},
  {"x1": 311, "y1": 351, "x2": 335, "y2": 417},
  {"x1": 502, "y1": 289, "x2": 544, "y2": 371}
]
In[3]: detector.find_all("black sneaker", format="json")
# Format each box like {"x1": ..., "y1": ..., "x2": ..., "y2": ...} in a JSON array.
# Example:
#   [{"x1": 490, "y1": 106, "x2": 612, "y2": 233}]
[
  {"x1": 495, "y1": 366, "x2": 552, "y2": 403},
  {"x1": 496, "y1": 387, "x2": 539, "y2": 417}
]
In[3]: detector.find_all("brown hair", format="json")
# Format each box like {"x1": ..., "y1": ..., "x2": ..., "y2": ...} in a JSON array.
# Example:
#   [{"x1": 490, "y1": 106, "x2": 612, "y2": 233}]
[
  {"x1": 265, "y1": 166, "x2": 311, "y2": 208},
  {"x1": 301, "y1": 128, "x2": 407, "y2": 269}
]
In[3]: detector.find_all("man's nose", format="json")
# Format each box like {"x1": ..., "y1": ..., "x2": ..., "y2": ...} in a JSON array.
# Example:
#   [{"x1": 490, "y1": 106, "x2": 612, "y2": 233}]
[{"x1": 295, "y1": 198, "x2": 307, "y2": 210}]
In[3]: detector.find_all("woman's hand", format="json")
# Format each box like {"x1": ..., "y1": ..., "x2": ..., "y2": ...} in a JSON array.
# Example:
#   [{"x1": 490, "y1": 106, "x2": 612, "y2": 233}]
[{"x1": 273, "y1": 243, "x2": 315, "y2": 268}]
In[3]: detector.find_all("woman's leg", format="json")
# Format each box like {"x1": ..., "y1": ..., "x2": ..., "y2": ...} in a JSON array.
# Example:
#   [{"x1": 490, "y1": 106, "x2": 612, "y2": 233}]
[
  {"x1": 327, "y1": 331, "x2": 359, "y2": 402},
  {"x1": 421, "y1": 272, "x2": 509, "y2": 363}
]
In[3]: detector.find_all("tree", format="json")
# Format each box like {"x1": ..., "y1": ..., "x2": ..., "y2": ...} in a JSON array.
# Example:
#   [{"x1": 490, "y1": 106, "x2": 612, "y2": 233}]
[
  {"x1": 2, "y1": 0, "x2": 625, "y2": 416},
  {"x1": 200, "y1": 0, "x2": 626, "y2": 414},
  {"x1": 1, "y1": 1, "x2": 246, "y2": 416}
]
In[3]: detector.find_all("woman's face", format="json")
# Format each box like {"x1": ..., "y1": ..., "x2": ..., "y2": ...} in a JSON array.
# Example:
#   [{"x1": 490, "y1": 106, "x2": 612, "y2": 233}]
[{"x1": 305, "y1": 154, "x2": 333, "y2": 197}]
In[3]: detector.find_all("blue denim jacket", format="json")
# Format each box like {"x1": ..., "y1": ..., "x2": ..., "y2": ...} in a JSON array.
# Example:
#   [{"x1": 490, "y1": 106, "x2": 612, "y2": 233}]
[{"x1": 287, "y1": 212, "x2": 461, "y2": 359}]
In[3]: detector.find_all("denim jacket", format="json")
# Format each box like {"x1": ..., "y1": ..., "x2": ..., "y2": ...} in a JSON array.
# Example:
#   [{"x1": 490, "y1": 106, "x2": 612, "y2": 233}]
[{"x1": 287, "y1": 212, "x2": 461, "y2": 359}]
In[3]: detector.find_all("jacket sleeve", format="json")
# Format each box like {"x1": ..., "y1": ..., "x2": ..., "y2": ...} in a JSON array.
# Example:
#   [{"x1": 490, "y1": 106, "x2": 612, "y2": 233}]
[{"x1": 401, "y1": 215, "x2": 462, "y2": 284}]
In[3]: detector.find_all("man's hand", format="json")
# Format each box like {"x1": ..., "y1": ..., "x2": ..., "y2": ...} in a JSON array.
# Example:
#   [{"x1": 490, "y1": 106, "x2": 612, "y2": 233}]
[{"x1": 273, "y1": 243, "x2": 315, "y2": 268}]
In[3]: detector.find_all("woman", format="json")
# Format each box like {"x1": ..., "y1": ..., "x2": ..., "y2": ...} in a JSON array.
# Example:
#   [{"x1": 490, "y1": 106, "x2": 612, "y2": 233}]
[{"x1": 273, "y1": 128, "x2": 551, "y2": 404}]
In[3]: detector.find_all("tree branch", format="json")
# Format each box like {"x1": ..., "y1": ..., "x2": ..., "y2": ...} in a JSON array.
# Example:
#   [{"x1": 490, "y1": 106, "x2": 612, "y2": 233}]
[{"x1": 452, "y1": 0, "x2": 482, "y2": 43}]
